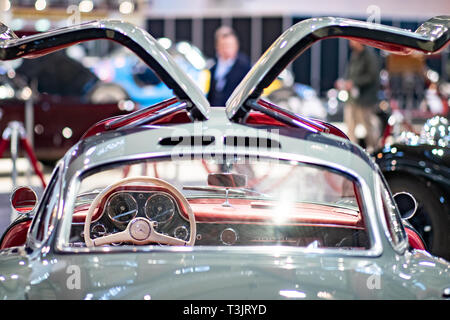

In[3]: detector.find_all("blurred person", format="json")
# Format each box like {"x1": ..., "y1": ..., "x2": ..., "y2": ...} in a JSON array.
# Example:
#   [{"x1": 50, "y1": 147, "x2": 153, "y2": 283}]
[
  {"x1": 207, "y1": 26, "x2": 251, "y2": 106},
  {"x1": 336, "y1": 40, "x2": 380, "y2": 151}
]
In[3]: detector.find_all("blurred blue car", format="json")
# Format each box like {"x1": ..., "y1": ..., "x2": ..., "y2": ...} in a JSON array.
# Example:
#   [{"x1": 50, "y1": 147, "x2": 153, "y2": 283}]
[{"x1": 89, "y1": 40, "x2": 209, "y2": 108}]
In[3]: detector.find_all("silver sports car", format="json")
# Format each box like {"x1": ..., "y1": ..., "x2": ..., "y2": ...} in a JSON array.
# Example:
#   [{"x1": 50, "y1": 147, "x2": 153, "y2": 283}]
[{"x1": 0, "y1": 16, "x2": 449, "y2": 300}]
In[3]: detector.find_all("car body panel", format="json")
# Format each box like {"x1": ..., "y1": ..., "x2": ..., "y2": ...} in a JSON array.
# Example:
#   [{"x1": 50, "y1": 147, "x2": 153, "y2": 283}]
[
  {"x1": 0, "y1": 247, "x2": 449, "y2": 300},
  {"x1": 0, "y1": 17, "x2": 449, "y2": 300},
  {"x1": 65, "y1": 108, "x2": 374, "y2": 181},
  {"x1": 0, "y1": 218, "x2": 31, "y2": 250},
  {"x1": 54, "y1": 108, "x2": 384, "y2": 256}
]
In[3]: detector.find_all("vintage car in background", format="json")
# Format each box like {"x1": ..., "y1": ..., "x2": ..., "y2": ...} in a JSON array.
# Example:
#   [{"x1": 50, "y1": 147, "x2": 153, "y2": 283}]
[
  {"x1": 374, "y1": 116, "x2": 450, "y2": 261},
  {"x1": 86, "y1": 39, "x2": 210, "y2": 107},
  {"x1": 0, "y1": 51, "x2": 136, "y2": 162},
  {"x1": 0, "y1": 16, "x2": 449, "y2": 300}
]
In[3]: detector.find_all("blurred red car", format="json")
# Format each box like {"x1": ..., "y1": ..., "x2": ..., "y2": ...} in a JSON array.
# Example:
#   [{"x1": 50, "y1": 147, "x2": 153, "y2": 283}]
[{"x1": 0, "y1": 51, "x2": 136, "y2": 163}]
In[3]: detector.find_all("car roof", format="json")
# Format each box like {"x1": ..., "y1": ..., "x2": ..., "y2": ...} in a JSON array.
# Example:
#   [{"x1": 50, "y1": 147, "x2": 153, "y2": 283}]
[{"x1": 64, "y1": 108, "x2": 376, "y2": 184}]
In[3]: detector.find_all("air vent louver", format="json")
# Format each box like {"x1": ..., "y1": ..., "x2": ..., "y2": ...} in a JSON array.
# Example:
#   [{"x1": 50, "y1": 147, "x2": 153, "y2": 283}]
[
  {"x1": 223, "y1": 136, "x2": 281, "y2": 149},
  {"x1": 159, "y1": 136, "x2": 215, "y2": 147}
]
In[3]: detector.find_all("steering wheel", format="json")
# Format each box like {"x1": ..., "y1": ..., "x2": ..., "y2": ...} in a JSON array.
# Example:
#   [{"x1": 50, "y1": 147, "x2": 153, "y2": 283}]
[{"x1": 84, "y1": 176, "x2": 196, "y2": 247}]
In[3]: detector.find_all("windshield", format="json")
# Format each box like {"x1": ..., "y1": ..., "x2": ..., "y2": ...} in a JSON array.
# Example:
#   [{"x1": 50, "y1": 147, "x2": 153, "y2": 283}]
[{"x1": 66, "y1": 156, "x2": 369, "y2": 251}]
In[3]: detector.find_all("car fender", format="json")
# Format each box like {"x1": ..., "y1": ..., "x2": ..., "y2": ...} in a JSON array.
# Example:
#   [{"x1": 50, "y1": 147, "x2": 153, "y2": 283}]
[{"x1": 0, "y1": 218, "x2": 32, "y2": 250}]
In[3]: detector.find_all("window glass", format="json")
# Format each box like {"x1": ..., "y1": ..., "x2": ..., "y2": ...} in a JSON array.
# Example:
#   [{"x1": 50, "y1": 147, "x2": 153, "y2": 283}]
[{"x1": 65, "y1": 156, "x2": 371, "y2": 251}]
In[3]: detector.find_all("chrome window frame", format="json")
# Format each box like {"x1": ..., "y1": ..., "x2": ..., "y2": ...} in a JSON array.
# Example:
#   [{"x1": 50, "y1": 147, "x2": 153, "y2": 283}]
[
  {"x1": 0, "y1": 20, "x2": 211, "y2": 120},
  {"x1": 54, "y1": 150, "x2": 384, "y2": 258},
  {"x1": 26, "y1": 162, "x2": 63, "y2": 250},
  {"x1": 374, "y1": 171, "x2": 408, "y2": 255}
]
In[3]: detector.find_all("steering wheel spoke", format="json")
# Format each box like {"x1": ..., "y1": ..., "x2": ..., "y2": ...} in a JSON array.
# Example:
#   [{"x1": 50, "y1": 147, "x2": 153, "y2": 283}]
[
  {"x1": 150, "y1": 231, "x2": 187, "y2": 246},
  {"x1": 93, "y1": 230, "x2": 130, "y2": 246}
]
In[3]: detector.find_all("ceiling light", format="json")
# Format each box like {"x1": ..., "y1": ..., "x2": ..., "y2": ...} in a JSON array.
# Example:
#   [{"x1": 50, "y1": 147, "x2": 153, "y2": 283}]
[
  {"x1": 157, "y1": 37, "x2": 172, "y2": 50},
  {"x1": 35, "y1": 0, "x2": 47, "y2": 11},
  {"x1": 1, "y1": 0, "x2": 11, "y2": 12},
  {"x1": 79, "y1": 0, "x2": 94, "y2": 13},
  {"x1": 35, "y1": 19, "x2": 50, "y2": 32},
  {"x1": 119, "y1": 1, "x2": 134, "y2": 14},
  {"x1": 11, "y1": 19, "x2": 24, "y2": 31}
]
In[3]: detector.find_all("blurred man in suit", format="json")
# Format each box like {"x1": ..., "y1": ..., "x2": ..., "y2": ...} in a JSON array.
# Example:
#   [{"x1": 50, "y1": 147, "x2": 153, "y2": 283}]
[{"x1": 207, "y1": 26, "x2": 251, "y2": 106}]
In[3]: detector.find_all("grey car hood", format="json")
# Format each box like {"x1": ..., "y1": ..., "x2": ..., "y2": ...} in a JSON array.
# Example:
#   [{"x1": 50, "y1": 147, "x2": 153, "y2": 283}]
[{"x1": 1, "y1": 248, "x2": 446, "y2": 300}]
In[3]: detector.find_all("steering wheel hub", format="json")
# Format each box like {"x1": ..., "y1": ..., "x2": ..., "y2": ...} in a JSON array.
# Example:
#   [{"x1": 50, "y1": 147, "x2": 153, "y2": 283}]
[{"x1": 129, "y1": 218, "x2": 152, "y2": 241}]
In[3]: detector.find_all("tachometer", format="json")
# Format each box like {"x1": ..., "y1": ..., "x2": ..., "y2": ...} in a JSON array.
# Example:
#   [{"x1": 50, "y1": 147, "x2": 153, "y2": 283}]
[
  {"x1": 107, "y1": 193, "x2": 138, "y2": 227},
  {"x1": 145, "y1": 193, "x2": 175, "y2": 224}
]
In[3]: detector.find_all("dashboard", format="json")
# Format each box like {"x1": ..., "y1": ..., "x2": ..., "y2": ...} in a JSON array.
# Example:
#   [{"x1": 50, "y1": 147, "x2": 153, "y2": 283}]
[
  {"x1": 69, "y1": 187, "x2": 369, "y2": 249},
  {"x1": 70, "y1": 188, "x2": 191, "y2": 245}
]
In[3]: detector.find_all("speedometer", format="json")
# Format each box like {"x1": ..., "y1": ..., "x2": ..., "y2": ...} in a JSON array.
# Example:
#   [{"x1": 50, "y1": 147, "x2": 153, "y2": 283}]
[
  {"x1": 145, "y1": 193, "x2": 175, "y2": 224},
  {"x1": 107, "y1": 193, "x2": 138, "y2": 227}
]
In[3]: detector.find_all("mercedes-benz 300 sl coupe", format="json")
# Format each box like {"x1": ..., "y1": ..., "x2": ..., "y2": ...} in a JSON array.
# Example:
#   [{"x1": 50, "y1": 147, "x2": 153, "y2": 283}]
[{"x1": 0, "y1": 16, "x2": 449, "y2": 299}]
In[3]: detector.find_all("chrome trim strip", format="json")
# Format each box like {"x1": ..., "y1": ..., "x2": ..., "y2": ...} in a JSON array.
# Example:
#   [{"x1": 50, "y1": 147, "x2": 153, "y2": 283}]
[
  {"x1": 374, "y1": 172, "x2": 409, "y2": 255},
  {"x1": 106, "y1": 97, "x2": 178, "y2": 129},
  {"x1": 119, "y1": 101, "x2": 190, "y2": 130}
]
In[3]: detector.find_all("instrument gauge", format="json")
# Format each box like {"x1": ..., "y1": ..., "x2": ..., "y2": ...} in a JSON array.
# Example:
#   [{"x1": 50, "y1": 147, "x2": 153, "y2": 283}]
[
  {"x1": 173, "y1": 225, "x2": 189, "y2": 241},
  {"x1": 145, "y1": 193, "x2": 176, "y2": 224},
  {"x1": 107, "y1": 193, "x2": 138, "y2": 227},
  {"x1": 220, "y1": 228, "x2": 238, "y2": 245},
  {"x1": 91, "y1": 223, "x2": 107, "y2": 238}
]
